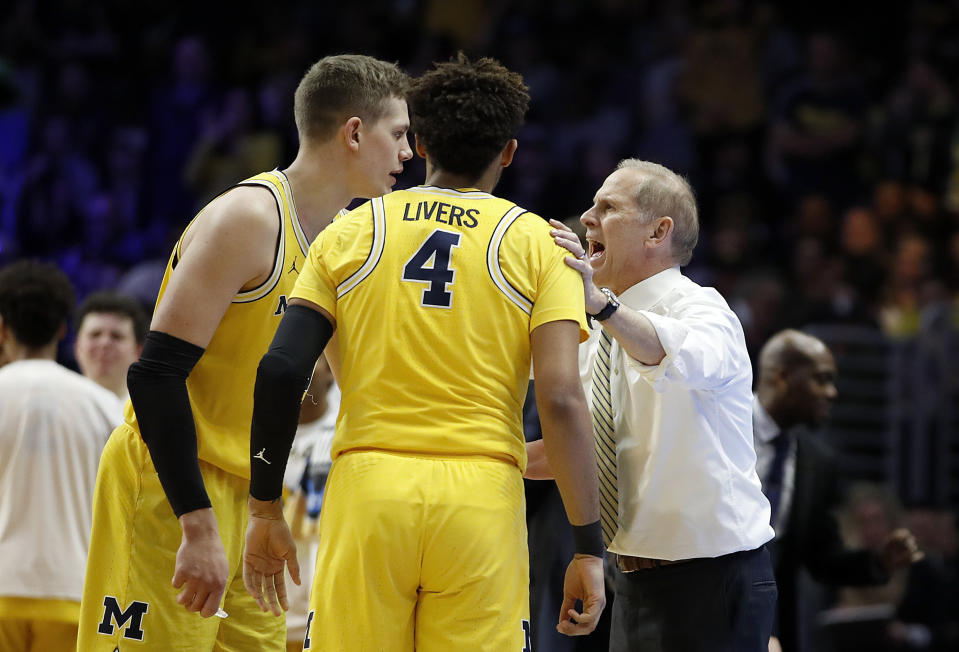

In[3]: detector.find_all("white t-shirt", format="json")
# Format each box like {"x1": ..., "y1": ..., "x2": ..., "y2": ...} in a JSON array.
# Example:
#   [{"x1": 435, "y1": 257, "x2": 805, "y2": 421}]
[
  {"x1": 0, "y1": 359, "x2": 123, "y2": 601},
  {"x1": 581, "y1": 267, "x2": 774, "y2": 560}
]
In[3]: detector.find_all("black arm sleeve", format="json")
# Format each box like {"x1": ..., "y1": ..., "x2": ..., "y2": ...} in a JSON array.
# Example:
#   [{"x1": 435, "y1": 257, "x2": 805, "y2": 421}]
[
  {"x1": 250, "y1": 304, "x2": 334, "y2": 501},
  {"x1": 127, "y1": 331, "x2": 208, "y2": 517}
]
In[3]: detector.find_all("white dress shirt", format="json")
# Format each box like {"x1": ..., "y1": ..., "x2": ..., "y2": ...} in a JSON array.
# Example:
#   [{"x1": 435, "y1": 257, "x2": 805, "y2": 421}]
[
  {"x1": 581, "y1": 267, "x2": 773, "y2": 560},
  {"x1": 0, "y1": 359, "x2": 122, "y2": 602},
  {"x1": 752, "y1": 395, "x2": 797, "y2": 539}
]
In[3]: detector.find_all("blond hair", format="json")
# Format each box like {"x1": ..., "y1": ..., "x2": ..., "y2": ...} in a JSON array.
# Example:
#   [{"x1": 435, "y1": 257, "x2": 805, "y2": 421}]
[
  {"x1": 293, "y1": 54, "x2": 409, "y2": 143},
  {"x1": 616, "y1": 159, "x2": 699, "y2": 265}
]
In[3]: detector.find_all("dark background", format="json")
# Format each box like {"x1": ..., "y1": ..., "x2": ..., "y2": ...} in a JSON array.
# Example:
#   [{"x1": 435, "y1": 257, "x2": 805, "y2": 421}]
[{"x1": 1, "y1": 1, "x2": 957, "y2": 649}]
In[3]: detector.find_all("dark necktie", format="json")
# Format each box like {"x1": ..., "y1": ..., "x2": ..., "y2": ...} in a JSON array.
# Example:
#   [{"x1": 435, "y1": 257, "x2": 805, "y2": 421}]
[
  {"x1": 765, "y1": 432, "x2": 791, "y2": 526},
  {"x1": 591, "y1": 329, "x2": 618, "y2": 546}
]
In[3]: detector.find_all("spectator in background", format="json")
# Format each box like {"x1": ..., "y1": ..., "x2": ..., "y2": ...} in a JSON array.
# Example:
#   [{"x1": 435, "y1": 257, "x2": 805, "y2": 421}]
[
  {"x1": 831, "y1": 483, "x2": 954, "y2": 651},
  {"x1": 753, "y1": 329, "x2": 922, "y2": 652},
  {"x1": 878, "y1": 233, "x2": 936, "y2": 337},
  {"x1": 145, "y1": 35, "x2": 217, "y2": 229},
  {"x1": 184, "y1": 86, "x2": 282, "y2": 207},
  {"x1": 769, "y1": 31, "x2": 868, "y2": 210},
  {"x1": 838, "y1": 205, "x2": 887, "y2": 313},
  {"x1": 74, "y1": 290, "x2": 147, "y2": 401},
  {"x1": 0, "y1": 260, "x2": 121, "y2": 652},
  {"x1": 15, "y1": 114, "x2": 99, "y2": 257}
]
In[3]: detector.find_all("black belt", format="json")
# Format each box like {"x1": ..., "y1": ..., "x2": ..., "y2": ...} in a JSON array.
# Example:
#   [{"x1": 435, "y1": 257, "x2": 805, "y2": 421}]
[{"x1": 615, "y1": 554, "x2": 690, "y2": 573}]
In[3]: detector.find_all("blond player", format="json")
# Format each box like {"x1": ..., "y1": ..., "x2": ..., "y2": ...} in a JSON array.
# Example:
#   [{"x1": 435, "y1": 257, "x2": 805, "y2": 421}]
[
  {"x1": 242, "y1": 54, "x2": 605, "y2": 652},
  {"x1": 76, "y1": 55, "x2": 412, "y2": 651}
]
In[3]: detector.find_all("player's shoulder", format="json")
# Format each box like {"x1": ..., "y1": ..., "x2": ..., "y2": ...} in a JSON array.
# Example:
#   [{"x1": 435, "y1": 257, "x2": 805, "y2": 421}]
[
  {"x1": 503, "y1": 206, "x2": 554, "y2": 247},
  {"x1": 202, "y1": 184, "x2": 280, "y2": 230},
  {"x1": 184, "y1": 184, "x2": 282, "y2": 250}
]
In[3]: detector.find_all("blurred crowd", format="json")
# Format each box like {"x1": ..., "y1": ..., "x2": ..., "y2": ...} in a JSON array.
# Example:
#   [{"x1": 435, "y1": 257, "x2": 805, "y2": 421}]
[
  {"x1": 1, "y1": 0, "x2": 959, "y2": 357},
  {"x1": 1, "y1": 1, "x2": 959, "y2": 650}
]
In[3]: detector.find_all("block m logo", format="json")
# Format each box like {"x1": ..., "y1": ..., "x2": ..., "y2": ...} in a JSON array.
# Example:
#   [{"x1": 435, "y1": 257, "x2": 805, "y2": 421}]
[{"x1": 97, "y1": 596, "x2": 149, "y2": 641}]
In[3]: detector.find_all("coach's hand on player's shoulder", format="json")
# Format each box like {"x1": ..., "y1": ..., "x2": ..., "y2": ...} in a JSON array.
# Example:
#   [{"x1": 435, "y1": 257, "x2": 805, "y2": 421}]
[
  {"x1": 557, "y1": 553, "x2": 606, "y2": 636},
  {"x1": 243, "y1": 497, "x2": 301, "y2": 617},
  {"x1": 549, "y1": 219, "x2": 598, "y2": 296},
  {"x1": 174, "y1": 507, "x2": 230, "y2": 618}
]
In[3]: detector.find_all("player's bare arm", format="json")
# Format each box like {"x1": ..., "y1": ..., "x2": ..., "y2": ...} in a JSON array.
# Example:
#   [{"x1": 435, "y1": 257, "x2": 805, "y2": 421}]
[
  {"x1": 530, "y1": 319, "x2": 606, "y2": 636},
  {"x1": 153, "y1": 187, "x2": 282, "y2": 347},
  {"x1": 136, "y1": 186, "x2": 283, "y2": 618}
]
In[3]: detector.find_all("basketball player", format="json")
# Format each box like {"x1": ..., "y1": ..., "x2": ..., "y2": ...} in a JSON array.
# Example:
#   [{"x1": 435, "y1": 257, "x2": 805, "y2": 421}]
[
  {"x1": 0, "y1": 261, "x2": 122, "y2": 652},
  {"x1": 76, "y1": 55, "x2": 412, "y2": 651},
  {"x1": 243, "y1": 53, "x2": 606, "y2": 651}
]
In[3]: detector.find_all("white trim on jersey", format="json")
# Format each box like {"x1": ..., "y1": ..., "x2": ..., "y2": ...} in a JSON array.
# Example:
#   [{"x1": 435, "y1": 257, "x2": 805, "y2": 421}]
[
  {"x1": 487, "y1": 206, "x2": 533, "y2": 315},
  {"x1": 234, "y1": 178, "x2": 287, "y2": 303},
  {"x1": 276, "y1": 169, "x2": 311, "y2": 257},
  {"x1": 337, "y1": 196, "x2": 386, "y2": 298}
]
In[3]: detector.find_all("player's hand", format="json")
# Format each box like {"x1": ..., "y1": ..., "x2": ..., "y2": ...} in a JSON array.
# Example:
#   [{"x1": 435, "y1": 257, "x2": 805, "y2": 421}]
[
  {"x1": 173, "y1": 508, "x2": 230, "y2": 618},
  {"x1": 549, "y1": 220, "x2": 605, "y2": 314},
  {"x1": 557, "y1": 554, "x2": 606, "y2": 636},
  {"x1": 243, "y1": 497, "x2": 301, "y2": 616}
]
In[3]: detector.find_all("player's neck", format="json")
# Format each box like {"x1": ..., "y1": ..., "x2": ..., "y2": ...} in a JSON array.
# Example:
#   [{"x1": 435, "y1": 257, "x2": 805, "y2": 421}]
[
  {"x1": 283, "y1": 154, "x2": 356, "y2": 242},
  {"x1": 425, "y1": 150, "x2": 507, "y2": 194},
  {"x1": 425, "y1": 166, "x2": 499, "y2": 194}
]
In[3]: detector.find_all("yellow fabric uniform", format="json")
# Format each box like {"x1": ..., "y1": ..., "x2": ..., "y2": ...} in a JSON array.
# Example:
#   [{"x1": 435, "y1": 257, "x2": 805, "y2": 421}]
[
  {"x1": 0, "y1": 598, "x2": 79, "y2": 652},
  {"x1": 292, "y1": 186, "x2": 588, "y2": 651},
  {"x1": 77, "y1": 170, "x2": 310, "y2": 651}
]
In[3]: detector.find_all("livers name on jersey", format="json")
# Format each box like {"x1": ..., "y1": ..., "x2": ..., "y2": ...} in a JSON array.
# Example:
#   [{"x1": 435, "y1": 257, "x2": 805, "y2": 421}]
[{"x1": 402, "y1": 201, "x2": 478, "y2": 228}]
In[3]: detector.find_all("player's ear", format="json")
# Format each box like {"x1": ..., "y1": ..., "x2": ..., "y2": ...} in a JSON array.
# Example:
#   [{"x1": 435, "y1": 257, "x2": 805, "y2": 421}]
[
  {"x1": 414, "y1": 134, "x2": 427, "y2": 160},
  {"x1": 499, "y1": 139, "x2": 518, "y2": 168},
  {"x1": 343, "y1": 117, "x2": 362, "y2": 151}
]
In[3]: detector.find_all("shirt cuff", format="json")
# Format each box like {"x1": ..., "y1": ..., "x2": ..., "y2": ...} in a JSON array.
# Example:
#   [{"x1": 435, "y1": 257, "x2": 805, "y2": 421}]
[{"x1": 623, "y1": 310, "x2": 689, "y2": 392}]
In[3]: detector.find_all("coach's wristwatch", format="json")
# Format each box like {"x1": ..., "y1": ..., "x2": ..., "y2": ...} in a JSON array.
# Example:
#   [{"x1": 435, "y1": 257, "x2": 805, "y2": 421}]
[{"x1": 588, "y1": 287, "x2": 620, "y2": 322}]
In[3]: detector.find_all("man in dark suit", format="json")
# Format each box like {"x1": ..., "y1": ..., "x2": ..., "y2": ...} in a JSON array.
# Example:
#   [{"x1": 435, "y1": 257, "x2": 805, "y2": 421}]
[{"x1": 753, "y1": 329, "x2": 921, "y2": 652}]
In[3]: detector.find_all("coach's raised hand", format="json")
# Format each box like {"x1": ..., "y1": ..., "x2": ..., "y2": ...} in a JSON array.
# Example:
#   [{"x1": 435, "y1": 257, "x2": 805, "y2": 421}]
[{"x1": 174, "y1": 508, "x2": 229, "y2": 618}]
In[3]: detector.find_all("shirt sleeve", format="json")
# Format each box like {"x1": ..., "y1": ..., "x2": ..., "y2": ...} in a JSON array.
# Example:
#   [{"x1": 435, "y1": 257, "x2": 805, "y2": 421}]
[
  {"x1": 291, "y1": 228, "x2": 338, "y2": 319},
  {"x1": 624, "y1": 289, "x2": 751, "y2": 392}
]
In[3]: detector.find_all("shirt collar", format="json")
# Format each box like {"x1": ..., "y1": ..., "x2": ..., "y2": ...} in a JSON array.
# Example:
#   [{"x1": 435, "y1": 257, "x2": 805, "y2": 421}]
[
  {"x1": 752, "y1": 394, "x2": 780, "y2": 444},
  {"x1": 617, "y1": 266, "x2": 684, "y2": 310}
]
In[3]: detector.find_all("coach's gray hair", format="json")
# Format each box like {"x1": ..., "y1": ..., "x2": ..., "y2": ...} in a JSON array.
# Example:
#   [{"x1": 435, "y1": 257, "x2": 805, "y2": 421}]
[{"x1": 616, "y1": 159, "x2": 699, "y2": 266}]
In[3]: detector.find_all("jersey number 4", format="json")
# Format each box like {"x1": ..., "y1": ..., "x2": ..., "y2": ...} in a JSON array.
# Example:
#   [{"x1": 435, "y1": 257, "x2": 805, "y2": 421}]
[{"x1": 402, "y1": 229, "x2": 461, "y2": 308}]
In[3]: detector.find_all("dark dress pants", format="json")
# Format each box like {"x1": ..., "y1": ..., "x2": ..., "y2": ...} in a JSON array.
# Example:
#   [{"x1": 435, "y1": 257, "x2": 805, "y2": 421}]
[{"x1": 610, "y1": 545, "x2": 777, "y2": 652}]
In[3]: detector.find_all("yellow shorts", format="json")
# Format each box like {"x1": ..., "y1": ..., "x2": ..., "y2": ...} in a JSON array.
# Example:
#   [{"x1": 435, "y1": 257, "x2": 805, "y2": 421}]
[
  {"x1": 306, "y1": 450, "x2": 531, "y2": 652},
  {"x1": 77, "y1": 424, "x2": 285, "y2": 651},
  {"x1": 0, "y1": 597, "x2": 79, "y2": 652}
]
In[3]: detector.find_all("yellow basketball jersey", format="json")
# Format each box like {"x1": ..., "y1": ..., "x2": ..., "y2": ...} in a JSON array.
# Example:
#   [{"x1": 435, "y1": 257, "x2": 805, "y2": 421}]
[
  {"x1": 292, "y1": 185, "x2": 588, "y2": 470},
  {"x1": 123, "y1": 170, "x2": 312, "y2": 479}
]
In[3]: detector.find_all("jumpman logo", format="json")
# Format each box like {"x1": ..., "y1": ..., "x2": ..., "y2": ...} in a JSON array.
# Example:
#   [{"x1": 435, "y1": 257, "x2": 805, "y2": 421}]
[
  {"x1": 254, "y1": 448, "x2": 272, "y2": 465},
  {"x1": 288, "y1": 257, "x2": 298, "y2": 274}
]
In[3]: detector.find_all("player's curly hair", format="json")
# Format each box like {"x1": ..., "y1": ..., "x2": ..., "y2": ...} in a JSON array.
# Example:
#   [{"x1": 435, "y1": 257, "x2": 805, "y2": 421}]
[
  {"x1": 409, "y1": 52, "x2": 530, "y2": 180},
  {"x1": 0, "y1": 260, "x2": 75, "y2": 348}
]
